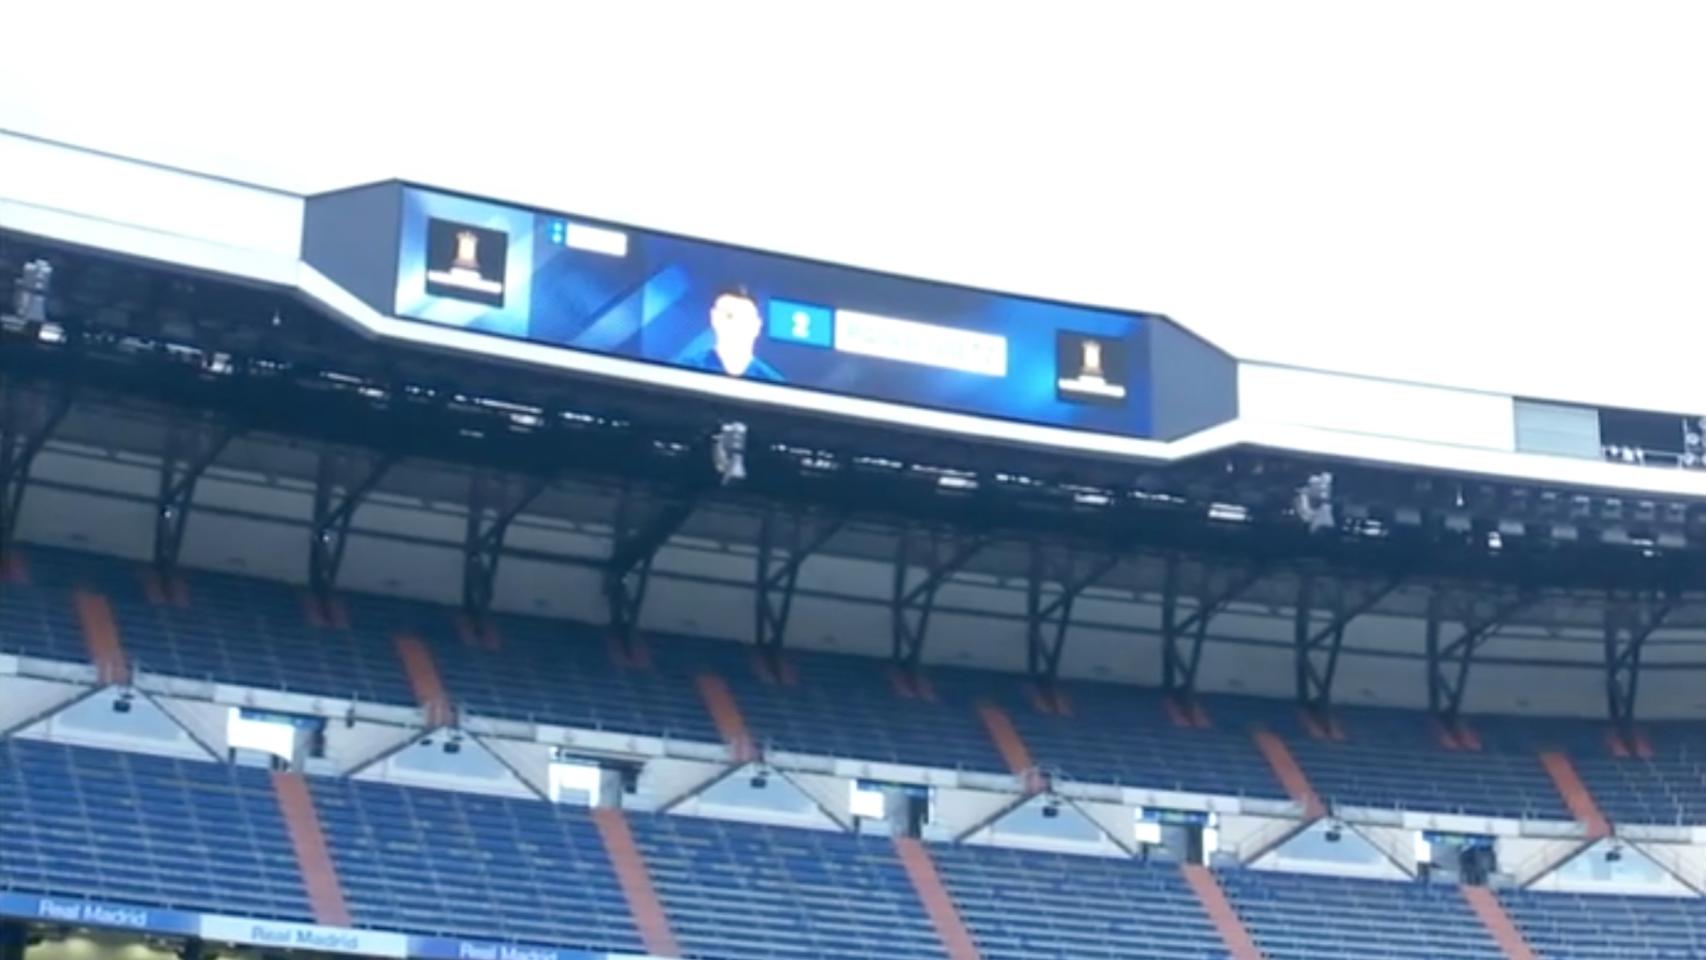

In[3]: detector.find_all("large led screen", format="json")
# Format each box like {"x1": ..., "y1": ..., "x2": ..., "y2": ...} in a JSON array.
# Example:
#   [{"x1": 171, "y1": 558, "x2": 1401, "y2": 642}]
[{"x1": 393, "y1": 187, "x2": 1155, "y2": 436}]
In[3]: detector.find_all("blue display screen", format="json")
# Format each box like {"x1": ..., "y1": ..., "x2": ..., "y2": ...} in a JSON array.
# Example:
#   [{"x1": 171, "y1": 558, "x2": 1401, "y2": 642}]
[{"x1": 394, "y1": 187, "x2": 1154, "y2": 436}]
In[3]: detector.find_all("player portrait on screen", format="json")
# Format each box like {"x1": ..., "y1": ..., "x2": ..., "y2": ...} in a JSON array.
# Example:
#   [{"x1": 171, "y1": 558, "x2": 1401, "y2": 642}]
[{"x1": 683, "y1": 288, "x2": 782, "y2": 381}]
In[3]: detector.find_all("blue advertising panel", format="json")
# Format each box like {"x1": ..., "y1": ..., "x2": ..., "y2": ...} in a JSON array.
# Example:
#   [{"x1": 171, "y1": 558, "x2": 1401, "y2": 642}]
[
  {"x1": 0, "y1": 893, "x2": 202, "y2": 936},
  {"x1": 393, "y1": 187, "x2": 1155, "y2": 437},
  {"x1": 0, "y1": 891, "x2": 667, "y2": 960}
]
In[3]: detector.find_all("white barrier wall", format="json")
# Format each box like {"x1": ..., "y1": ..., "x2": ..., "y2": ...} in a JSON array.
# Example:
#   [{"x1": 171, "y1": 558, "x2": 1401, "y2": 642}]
[
  {"x1": 0, "y1": 131, "x2": 303, "y2": 259},
  {"x1": 1239, "y1": 363, "x2": 1517, "y2": 452}
]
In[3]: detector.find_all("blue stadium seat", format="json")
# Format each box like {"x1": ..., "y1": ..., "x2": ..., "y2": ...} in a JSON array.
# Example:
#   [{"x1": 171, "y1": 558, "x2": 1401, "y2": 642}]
[
  {"x1": 19, "y1": 545, "x2": 1706, "y2": 828},
  {"x1": 0, "y1": 738, "x2": 312, "y2": 920},
  {"x1": 1504, "y1": 887, "x2": 1706, "y2": 959},
  {"x1": 706, "y1": 646, "x2": 1010, "y2": 774},
  {"x1": 308, "y1": 776, "x2": 644, "y2": 953},
  {"x1": 1268, "y1": 705, "x2": 1571, "y2": 820},
  {"x1": 1567, "y1": 722, "x2": 1706, "y2": 826},
  {"x1": 930, "y1": 843, "x2": 1230, "y2": 960},
  {"x1": 1007, "y1": 683, "x2": 1287, "y2": 800},
  {"x1": 1219, "y1": 869, "x2": 1503, "y2": 960},
  {"x1": 629, "y1": 813, "x2": 944, "y2": 960},
  {"x1": 0, "y1": 548, "x2": 102, "y2": 663},
  {"x1": 364, "y1": 599, "x2": 723, "y2": 742},
  {"x1": 8, "y1": 546, "x2": 415, "y2": 704}
]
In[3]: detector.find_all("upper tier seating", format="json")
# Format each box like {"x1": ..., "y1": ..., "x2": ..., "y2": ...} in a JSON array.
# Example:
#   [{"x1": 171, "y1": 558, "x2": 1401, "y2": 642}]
[
  {"x1": 13, "y1": 547, "x2": 415, "y2": 705},
  {"x1": 1006, "y1": 682, "x2": 1286, "y2": 800},
  {"x1": 349, "y1": 593, "x2": 721, "y2": 742},
  {"x1": 1504, "y1": 887, "x2": 1706, "y2": 959},
  {"x1": 1218, "y1": 869, "x2": 1503, "y2": 960},
  {"x1": 1263, "y1": 704, "x2": 1573, "y2": 820},
  {"x1": 708, "y1": 644, "x2": 1011, "y2": 773},
  {"x1": 0, "y1": 738, "x2": 312, "y2": 920},
  {"x1": 930, "y1": 843, "x2": 1228, "y2": 960},
  {"x1": 16, "y1": 544, "x2": 1706, "y2": 826},
  {"x1": 1568, "y1": 721, "x2": 1706, "y2": 826},
  {"x1": 308, "y1": 776, "x2": 643, "y2": 953},
  {"x1": 0, "y1": 553, "x2": 87, "y2": 663},
  {"x1": 629, "y1": 813, "x2": 944, "y2": 960}
]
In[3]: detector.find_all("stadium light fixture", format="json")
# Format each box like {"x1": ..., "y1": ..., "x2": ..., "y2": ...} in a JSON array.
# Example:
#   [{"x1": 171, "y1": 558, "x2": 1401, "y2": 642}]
[
  {"x1": 1295, "y1": 472, "x2": 1335, "y2": 532},
  {"x1": 1071, "y1": 489, "x2": 1112, "y2": 508},
  {"x1": 1207, "y1": 502, "x2": 1249, "y2": 523},
  {"x1": 12, "y1": 258, "x2": 52, "y2": 325},
  {"x1": 713, "y1": 422, "x2": 748, "y2": 485},
  {"x1": 849, "y1": 781, "x2": 887, "y2": 820}
]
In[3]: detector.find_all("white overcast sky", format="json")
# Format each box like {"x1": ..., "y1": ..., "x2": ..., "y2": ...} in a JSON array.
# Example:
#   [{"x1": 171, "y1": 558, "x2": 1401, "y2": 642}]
[{"x1": 3, "y1": 1, "x2": 1704, "y2": 414}]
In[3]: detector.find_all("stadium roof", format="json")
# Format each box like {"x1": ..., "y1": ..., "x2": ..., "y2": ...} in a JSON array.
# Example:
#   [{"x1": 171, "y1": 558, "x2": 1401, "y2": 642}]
[{"x1": 7, "y1": 131, "x2": 1706, "y2": 721}]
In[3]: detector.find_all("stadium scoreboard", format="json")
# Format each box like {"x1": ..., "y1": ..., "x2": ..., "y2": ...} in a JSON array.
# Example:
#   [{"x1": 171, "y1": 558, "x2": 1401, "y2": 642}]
[{"x1": 302, "y1": 184, "x2": 1236, "y2": 445}]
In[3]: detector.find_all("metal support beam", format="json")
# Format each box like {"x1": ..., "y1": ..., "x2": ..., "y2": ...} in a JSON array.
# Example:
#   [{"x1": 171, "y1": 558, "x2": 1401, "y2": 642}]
[
  {"x1": 1026, "y1": 544, "x2": 1120, "y2": 685},
  {"x1": 153, "y1": 423, "x2": 237, "y2": 570},
  {"x1": 605, "y1": 487, "x2": 699, "y2": 651},
  {"x1": 1161, "y1": 559, "x2": 1264, "y2": 696},
  {"x1": 892, "y1": 529, "x2": 987, "y2": 669},
  {"x1": 1606, "y1": 591, "x2": 1675, "y2": 731},
  {"x1": 1426, "y1": 588, "x2": 1534, "y2": 721},
  {"x1": 462, "y1": 472, "x2": 552, "y2": 621},
  {"x1": 754, "y1": 508, "x2": 846, "y2": 658},
  {"x1": 1295, "y1": 574, "x2": 1402, "y2": 709},
  {"x1": 0, "y1": 384, "x2": 70, "y2": 550},
  {"x1": 308, "y1": 450, "x2": 396, "y2": 596}
]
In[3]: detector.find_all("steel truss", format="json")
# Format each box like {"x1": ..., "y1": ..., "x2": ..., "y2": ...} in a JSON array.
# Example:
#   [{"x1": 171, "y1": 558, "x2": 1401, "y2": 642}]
[
  {"x1": 1294, "y1": 573, "x2": 1403, "y2": 710},
  {"x1": 892, "y1": 529, "x2": 987, "y2": 670},
  {"x1": 1160, "y1": 558, "x2": 1264, "y2": 696},
  {"x1": 1425, "y1": 588, "x2": 1536, "y2": 722},
  {"x1": 463, "y1": 472, "x2": 552, "y2": 622},
  {"x1": 308, "y1": 450, "x2": 396, "y2": 596},
  {"x1": 154, "y1": 421, "x2": 237, "y2": 571},
  {"x1": 0, "y1": 383, "x2": 70, "y2": 550},
  {"x1": 1605, "y1": 590, "x2": 1676, "y2": 734},
  {"x1": 605, "y1": 486, "x2": 700, "y2": 652},
  {"x1": 754, "y1": 508, "x2": 846, "y2": 663},
  {"x1": 1026, "y1": 544, "x2": 1120, "y2": 685}
]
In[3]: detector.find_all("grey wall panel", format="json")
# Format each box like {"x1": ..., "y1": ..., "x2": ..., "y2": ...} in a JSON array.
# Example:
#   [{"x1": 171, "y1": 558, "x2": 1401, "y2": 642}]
[
  {"x1": 1148, "y1": 317, "x2": 1237, "y2": 440},
  {"x1": 301, "y1": 181, "x2": 403, "y2": 316},
  {"x1": 1514, "y1": 399, "x2": 1601, "y2": 459}
]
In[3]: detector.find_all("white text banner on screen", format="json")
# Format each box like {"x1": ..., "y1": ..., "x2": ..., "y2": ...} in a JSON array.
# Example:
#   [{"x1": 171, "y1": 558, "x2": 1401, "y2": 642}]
[{"x1": 832, "y1": 309, "x2": 1008, "y2": 377}]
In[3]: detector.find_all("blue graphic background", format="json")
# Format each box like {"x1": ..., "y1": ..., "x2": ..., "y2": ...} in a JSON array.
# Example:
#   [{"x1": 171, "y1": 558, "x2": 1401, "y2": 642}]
[{"x1": 395, "y1": 188, "x2": 1154, "y2": 437}]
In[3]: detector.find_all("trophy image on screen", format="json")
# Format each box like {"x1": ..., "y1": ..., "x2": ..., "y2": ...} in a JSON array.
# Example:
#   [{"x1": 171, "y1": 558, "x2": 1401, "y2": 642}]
[
  {"x1": 425, "y1": 219, "x2": 508, "y2": 306},
  {"x1": 1057, "y1": 332, "x2": 1128, "y2": 401},
  {"x1": 1081, "y1": 339, "x2": 1106, "y2": 382},
  {"x1": 453, "y1": 230, "x2": 482, "y2": 272}
]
